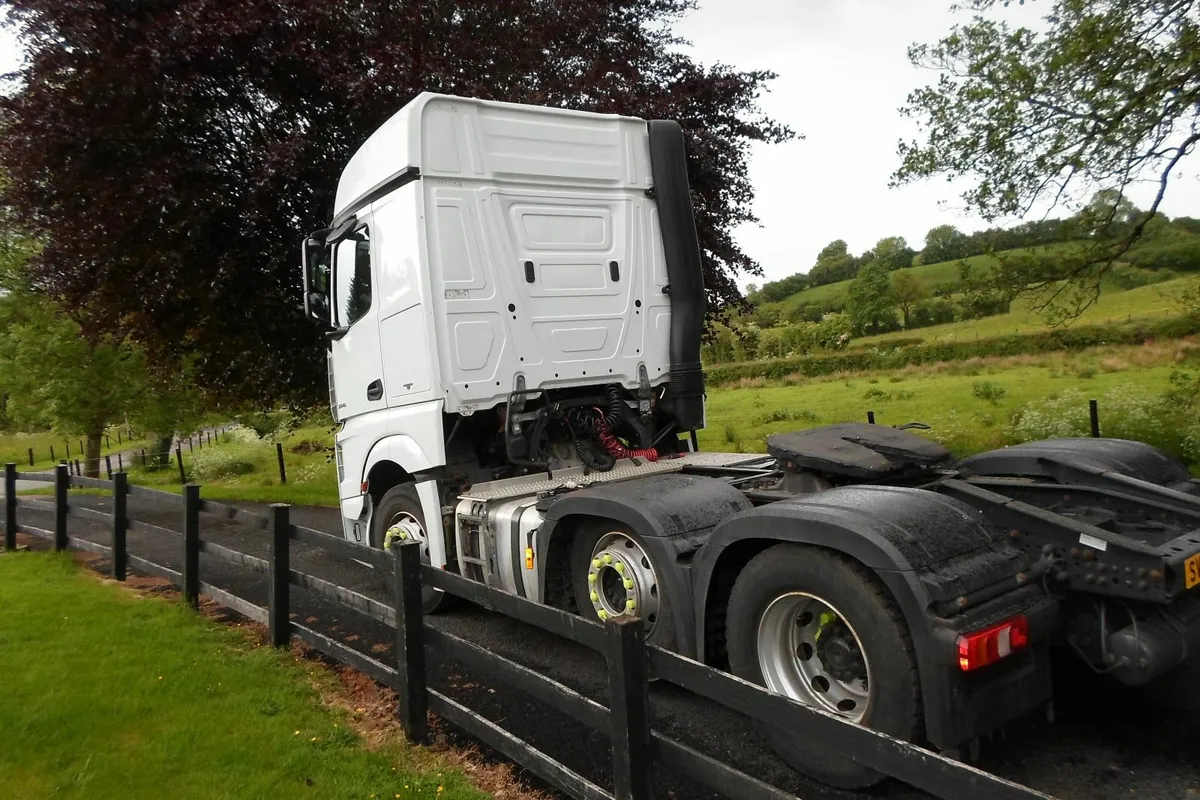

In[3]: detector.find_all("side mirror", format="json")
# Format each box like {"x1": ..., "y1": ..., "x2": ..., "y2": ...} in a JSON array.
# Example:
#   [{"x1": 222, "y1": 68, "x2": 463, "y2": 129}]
[{"x1": 301, "y1": 230, "x2": 332, "y2": 327}]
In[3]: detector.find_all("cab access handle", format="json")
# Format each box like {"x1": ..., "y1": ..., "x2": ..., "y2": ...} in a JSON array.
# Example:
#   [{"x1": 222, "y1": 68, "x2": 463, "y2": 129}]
[{"x1": 367, "y1": 379, "x2": 383, "y2": 401}]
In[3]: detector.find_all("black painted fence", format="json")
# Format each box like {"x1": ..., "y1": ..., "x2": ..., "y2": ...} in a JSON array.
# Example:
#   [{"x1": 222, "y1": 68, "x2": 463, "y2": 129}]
[{"x1": 2, "y1": 463, "x2": 1053, "y2": 800}]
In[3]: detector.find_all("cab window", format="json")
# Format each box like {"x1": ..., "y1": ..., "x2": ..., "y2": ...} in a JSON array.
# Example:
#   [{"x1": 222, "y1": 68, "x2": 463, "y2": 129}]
[{"x1": 334, "y1": 226, "x2": 372, "y2": 328}]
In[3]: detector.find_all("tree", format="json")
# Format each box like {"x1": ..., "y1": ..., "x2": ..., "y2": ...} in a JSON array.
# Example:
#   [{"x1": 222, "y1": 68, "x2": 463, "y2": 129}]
[
  {"x1": 921, "y1": 225, "x2": 970, "y2": 264},
  {"x1": 0, "y1": 1, "x2": 792, "y2": 407},
  {"x1": 847, "y1": 262, "x2": 898, "y2": 336},
  {"x1": 891, "y1": 271, "x2": 927, "y2": 328},
  {"x1": 873, "y1": 236, "x2": 917, "y2": 272},
  {"x1": 807, "y1": 239, "x2": 860, "y2": 286},
  {"x1": 894, "y1": 0, "x2": 1200, "y2": 318}
]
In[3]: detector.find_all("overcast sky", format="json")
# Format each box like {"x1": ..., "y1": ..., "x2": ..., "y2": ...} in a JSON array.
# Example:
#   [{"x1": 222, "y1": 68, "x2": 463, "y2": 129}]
[{"x1": 2, "y1": 1, "x2": 1197, "y2": 289}]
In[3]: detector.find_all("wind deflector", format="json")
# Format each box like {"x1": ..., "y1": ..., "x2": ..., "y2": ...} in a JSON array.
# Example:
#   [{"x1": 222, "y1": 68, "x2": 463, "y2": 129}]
[{"x1": 647, "y1": 120, "x2": 706, "y2": 432}]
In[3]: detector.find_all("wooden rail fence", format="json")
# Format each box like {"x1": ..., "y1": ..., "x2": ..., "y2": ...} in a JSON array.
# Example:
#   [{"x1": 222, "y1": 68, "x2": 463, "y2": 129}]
[{"x1": 2, "y1": 462, "x2": 1054, "y2": 800}]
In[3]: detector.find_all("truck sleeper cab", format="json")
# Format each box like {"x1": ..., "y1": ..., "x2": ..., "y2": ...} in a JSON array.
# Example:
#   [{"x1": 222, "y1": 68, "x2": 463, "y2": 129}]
[{"x1": 301, "y1": 93, "x2": 1200, "y2": 789}]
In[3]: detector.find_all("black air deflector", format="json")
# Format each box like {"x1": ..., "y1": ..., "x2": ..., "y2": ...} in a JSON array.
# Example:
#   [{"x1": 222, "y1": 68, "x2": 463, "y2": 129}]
[{"x1": 647, "y1": 120, "x2": 706, "y2": 432}]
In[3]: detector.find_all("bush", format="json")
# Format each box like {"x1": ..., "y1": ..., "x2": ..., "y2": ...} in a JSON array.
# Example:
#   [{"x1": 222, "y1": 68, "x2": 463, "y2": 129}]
[
  {"x1": 1008, "y1": 384, "x2": 1200, "y2": 468},
  {"x1": 704, "y1": 315, "x2": 1200, "y2": 386},
  {"x1": 753, "y1": 408, "x2": 818, "y2": 426},
  {"x1": 908, "y1": 297, "x2": 959, "y2": 328},
  {"x1": 1126, "y1": 238, "x2": 1200, "y2": 272},
  {"x1": 972, "y1": 381, "x2": 1007, "y2": 404},
  {"x1": 186, "y1": 448, "x2": 258, "y2": 481}
]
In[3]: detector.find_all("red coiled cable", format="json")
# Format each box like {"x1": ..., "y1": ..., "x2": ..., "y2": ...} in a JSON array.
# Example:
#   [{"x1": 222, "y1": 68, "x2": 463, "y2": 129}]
[{"x1": 594, "y1": 409, "x2": 659, "y2": 462}]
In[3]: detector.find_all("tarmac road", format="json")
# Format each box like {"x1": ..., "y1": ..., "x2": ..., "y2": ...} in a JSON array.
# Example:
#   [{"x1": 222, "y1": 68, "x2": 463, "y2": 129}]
[{"x1": 15, "y1": 493, "x2": 1200, "y2": 800}]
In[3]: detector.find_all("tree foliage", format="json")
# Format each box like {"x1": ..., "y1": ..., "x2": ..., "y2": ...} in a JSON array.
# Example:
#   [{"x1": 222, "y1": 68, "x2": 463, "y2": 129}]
[
  {"x1": 873, "y1": 236, "x2": 917, "y2": 271},
  {"x1": 0, "y1": 0, "x2": 791, "y2": 405},
  {"x1": 891, "y1": 270, "x2": 927, "y2": 328},
  {"x1": 895, "y1": 0, "x2": 1200, "y2": 317},
  {"x1": 847, "y1": 262, "x2": 898, "y2": 336}
]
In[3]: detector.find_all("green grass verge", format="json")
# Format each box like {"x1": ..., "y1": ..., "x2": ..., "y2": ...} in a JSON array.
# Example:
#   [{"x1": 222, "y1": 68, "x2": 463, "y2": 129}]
[{"x1": 0, "y1": 552, "x2": 483, "y2": 800}]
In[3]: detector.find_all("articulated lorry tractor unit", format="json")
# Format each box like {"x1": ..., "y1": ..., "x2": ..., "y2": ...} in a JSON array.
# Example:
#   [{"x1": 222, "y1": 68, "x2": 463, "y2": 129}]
[{"x1": 300, "y1": 93, "x2": 1200, "y2": 788}]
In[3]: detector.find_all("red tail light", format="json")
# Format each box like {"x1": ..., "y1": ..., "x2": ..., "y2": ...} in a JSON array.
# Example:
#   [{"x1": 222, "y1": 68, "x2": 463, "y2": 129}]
[{"x1": 957, "y1": 615, "x2": 1029, "y2": 672}]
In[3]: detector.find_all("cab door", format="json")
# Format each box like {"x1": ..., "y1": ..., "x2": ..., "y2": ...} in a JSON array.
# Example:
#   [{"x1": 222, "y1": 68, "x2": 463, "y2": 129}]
[{"x1": 329, "y1": 212, "x2": 387, "y2": 422}]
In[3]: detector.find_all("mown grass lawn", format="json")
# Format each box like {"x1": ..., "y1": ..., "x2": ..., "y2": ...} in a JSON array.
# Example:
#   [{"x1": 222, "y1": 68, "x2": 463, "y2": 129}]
[{"x1": 0, "y1": 552, "x2": 485, "y2": 800}]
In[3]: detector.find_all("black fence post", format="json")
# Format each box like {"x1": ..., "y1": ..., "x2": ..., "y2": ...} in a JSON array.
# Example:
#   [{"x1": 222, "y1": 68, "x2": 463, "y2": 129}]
[
  {"x1": 112, "y1": 472, "x2": 127, "y2": 581},
  {"x1": 49, "y1": 445, "x2": 54, "y2": 462},
  {"x1": 105, "y1": 434, "x2": 110, "y2": 448},
  {"x1": 867, "y1": 411, "x2": 876, "y2": 425},
  {"x1": 175, "y1": 446, "x2": 186, "y2": 484},
  {"x1": 5, "y1": 463, "x2": 17, "y2": 551},
  {"x1": 140, "y1": 448, "x2": 146, "y2": 468},
  {"x1": 198, "y1": 434, "x2": 203, "y2": 450},
  {"x1": 74, "y1": 459, "x2": 81, "y2": 478},
  {"x1": 182, "y1": 484, "x2": 200, "y2": 608},
  {"x1": 207, "y1": 431, "x2": 212, "y2": 445},
  {"x1": 54, "y1": 463, "x2": 69, "y2": 552},
  {"x1": 104, "y1": 455, "x2": 113, "y2": 480},
  {"x1": 188, "y1": 437, "x2": 194, "y2": 453},
  {"x1": 117, "y1": 453, "x2": 123, "y2": 473},
  {"x1": 606, "y1": 617, "x2": 654, "y2": 800},
  {"x1": 65, "y1": 441, "x2": 70, "y2": 460},
  {"x1": 276, "y1": 442, "x2": 287, "y2": 485},
  {"x1": 27, "y1": 448, "x2": 33, "y2": 467},
  {"x1": 117, "y1": 430, "x2": 122, "y2": 445},
  {"x1": 1089, "y1": 399, "x2": 1100, "y2": 438},
  {"x1": 268, "y1": 504, "x2": 291, "y2": 647},
  {"x1": 394, "y1": 540, "x2": 428, "y2": 743}
]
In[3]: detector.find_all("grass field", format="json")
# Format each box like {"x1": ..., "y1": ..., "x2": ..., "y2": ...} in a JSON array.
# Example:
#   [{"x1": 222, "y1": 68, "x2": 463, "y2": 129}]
[
  {"x1": 0, "y1": 428, "x2": 156, "y2": 472},
  {"x1": 696, "y1": 338, "x2": 1200, "y2": 464},
  {"x1": 853, "y1": 276, "x2": 1199, "y2": 347},
  {"x1": 0, "y1": 552, "x2": 482, "y2": 800},
  {"x1": 121, "y1": 424, "x2": 339, "y2": 507},
  {"x1": 763, "y1": 242, "x2": 1084, "y2": 317}
]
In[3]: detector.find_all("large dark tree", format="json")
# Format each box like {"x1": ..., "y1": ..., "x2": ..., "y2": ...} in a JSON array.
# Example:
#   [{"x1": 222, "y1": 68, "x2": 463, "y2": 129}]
[
  {"x1": 894, "y1": 0, "x2": 1200, "y2": 319},
  {"x1": 0, "y1": 0, "x2": 790, "y2": 404}
]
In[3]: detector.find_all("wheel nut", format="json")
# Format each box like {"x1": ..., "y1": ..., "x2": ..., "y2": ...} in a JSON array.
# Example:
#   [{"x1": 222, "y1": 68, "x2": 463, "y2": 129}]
[
  {"x1": 615, "y1": 562, "x2": 625, "y2": 574},
  {"x1": 587, "y1": 573, "x2": 596, "y2": 584},
  {"x1": 590, "y1": 591, "x2": 599, "y2": 603},
  {"x1": 623, "y1": 579, "x2": 634, "y2": 590},
  {"x1": 603, "y1": 554, "x2": 613, "y2": 565},
  {"x1": 598, "y1": 610, "x2": 608, "y2": 620},
  {"x1": 626, "y1": 599, "x2": 636, "y2": 611},
  {"x1": 592, "y1": 558, "x2": 601, "y2": 569}
]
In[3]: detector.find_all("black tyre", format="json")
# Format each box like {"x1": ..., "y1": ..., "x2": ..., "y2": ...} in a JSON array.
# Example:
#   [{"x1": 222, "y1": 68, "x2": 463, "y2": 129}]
[
  {"x1": 372, "y1": 484, "x2": 453, "y2": 615},
  {"x1": 725, "y1": 544, "x2": 921, "y2": 789},
  {"x1": 569, "y1": 522, "x2": 677, "y2": 650}
]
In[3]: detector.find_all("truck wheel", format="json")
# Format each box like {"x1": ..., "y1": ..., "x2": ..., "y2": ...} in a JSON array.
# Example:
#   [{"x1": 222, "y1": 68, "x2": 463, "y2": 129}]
[
  {"x1": 725, "y1": 544, "x2": 921, "y2": 789},
  {"x1": 372, "y1": 484, "x2": 452, "y2": 615},
  {"x1": 570, "y1": 522, "x2": 677, "y2": 650}
]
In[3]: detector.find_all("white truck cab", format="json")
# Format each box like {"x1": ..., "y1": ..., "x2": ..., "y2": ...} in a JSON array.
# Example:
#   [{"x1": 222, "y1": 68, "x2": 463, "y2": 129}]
[{"x1": 301, "y1": 92, "x2": 707, "y2": 569}]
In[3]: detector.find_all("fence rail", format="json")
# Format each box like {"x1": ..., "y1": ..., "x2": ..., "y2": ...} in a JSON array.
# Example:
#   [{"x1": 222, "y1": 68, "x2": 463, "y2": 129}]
[{"x1": 1, "y1": 461, "x2": 1054, "y2": 800}]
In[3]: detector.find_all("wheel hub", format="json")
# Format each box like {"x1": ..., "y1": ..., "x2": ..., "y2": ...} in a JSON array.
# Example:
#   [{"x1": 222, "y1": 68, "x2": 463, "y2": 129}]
[
  {"x1": 816, "y1": 623, "x2": 867, "y2": 683},
  {"x1": 384, "y1": 512, "x2": 427, "y2": 559},
  {"x1": 756, "y1": 592, "x2": 872, "y2": 722},
  {"x1": 585, "y1": 533, "x2": 660, "y2": 631}
]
